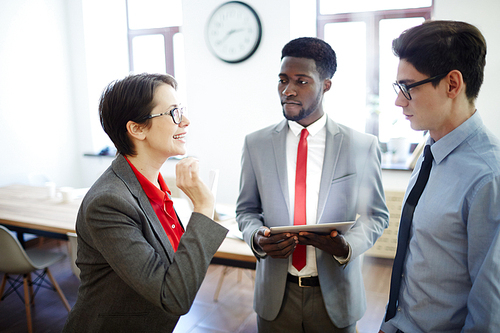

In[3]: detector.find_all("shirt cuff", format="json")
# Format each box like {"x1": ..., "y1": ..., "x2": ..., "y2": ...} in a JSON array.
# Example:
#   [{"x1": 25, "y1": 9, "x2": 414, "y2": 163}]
[
  {"x1": 333, "y1": 242, "x2": 352, "y2": 266},
  {"x1": 251, "y1": 229, "x2": 267, "y2": 258}
]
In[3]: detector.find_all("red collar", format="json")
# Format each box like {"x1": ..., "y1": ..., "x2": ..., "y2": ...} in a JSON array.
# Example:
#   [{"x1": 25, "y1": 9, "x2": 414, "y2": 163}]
[{"x1": 124, "y1": 156, "x2": 171, "y2": 204}]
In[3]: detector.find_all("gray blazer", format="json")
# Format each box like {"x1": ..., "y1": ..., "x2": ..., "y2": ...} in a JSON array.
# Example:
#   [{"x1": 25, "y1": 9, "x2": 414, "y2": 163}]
[
  {"x1": 63, "y1": 155, "x2": 227, "y2": 333},
  {"x1": 236, "y1": 118, "x2": 389, "y2": 328}
]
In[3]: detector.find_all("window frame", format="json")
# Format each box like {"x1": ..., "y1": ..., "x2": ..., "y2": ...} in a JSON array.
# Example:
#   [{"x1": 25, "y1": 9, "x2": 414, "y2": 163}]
[
  {"x1": 316, "y1": 2, "x2": 432, "y2": 138},
  {"x1": 125, "y1": 2, "x2": 180, "y2": 76}
]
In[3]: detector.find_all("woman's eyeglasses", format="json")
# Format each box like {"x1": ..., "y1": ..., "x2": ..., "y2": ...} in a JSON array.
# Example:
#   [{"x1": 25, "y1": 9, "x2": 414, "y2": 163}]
[{"x1": 147, "y1": 107, "x2": 185, "y2": 124}]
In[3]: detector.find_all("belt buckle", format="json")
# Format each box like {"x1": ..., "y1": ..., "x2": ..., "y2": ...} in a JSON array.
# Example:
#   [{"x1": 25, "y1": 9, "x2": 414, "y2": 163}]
[{"x1": 298, "y1": 275, "x2": 312, "y2": 287}]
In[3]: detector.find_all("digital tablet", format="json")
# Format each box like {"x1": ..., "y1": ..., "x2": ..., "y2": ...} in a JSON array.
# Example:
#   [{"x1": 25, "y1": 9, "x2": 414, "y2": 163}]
[{"x1": 269, "y1": 221, "x2": 355, "y2": 235}]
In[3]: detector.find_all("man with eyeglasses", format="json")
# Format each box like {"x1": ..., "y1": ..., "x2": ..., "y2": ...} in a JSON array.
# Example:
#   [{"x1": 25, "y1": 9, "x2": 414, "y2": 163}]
[{"x1": 380, "y1": 21, "x2": 500, "y2": 333}]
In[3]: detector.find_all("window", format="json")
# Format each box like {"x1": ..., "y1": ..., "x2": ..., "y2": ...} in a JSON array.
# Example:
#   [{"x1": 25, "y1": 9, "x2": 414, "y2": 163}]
[
  {"x1": 317, "y1": 0, "x2": 432, "y2": 166},
  {"x1": 125, "y1": 0, "x2": 186, "y2": 100}
]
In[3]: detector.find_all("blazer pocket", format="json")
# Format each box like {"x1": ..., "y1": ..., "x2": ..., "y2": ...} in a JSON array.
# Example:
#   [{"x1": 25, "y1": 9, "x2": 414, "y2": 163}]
[
  {"x1": 322, "y1": 174, "x2": 357, "y2": 222},
  {"x1": 331, "y1": 173, "x2": 356, "y2": 184}
]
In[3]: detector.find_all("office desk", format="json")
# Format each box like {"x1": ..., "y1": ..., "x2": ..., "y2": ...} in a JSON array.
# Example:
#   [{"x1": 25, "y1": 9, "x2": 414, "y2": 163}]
[
  {"x1": 211, "y1": 219, "x2": 256, "y2": 270},
  {"x1": 0, "y1": 184, "x2": 80, "y2": 244}
]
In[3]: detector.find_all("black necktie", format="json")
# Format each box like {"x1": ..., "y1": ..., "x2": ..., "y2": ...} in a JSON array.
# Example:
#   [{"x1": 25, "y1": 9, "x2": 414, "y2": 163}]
[{"x1": 385, "y1": 145, "x2": 434, "y2": 321}]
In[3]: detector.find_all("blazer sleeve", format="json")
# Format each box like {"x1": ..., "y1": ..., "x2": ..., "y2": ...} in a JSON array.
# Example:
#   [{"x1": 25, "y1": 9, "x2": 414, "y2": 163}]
[
  {"x1": 236, "y1": 135, "x2": 267, "y2": 256},
  {"x1": 81, "y1": 192, "x2": 228, "y2": 315}
]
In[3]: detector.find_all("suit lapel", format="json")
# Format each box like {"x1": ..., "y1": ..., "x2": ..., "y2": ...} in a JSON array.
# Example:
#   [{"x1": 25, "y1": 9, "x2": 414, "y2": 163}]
[
  {"x1": 112, "y1": 155, "x2": 175, "y2": 261},
  {"x1": 271, "y1": 120, "x2": 290, "y2": 214},
  {"x1": 317, "y1": 118, "x2": 343, "y2": 222}
]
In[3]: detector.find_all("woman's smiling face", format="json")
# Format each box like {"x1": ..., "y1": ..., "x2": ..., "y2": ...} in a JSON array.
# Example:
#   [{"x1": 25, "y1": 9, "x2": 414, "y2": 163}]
[{"x1": 143, "y1": 83, "x2": 190, "y2": 159}]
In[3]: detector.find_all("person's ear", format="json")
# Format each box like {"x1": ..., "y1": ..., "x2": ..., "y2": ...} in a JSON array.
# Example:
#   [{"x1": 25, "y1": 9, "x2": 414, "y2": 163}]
[
  {"x1": 446, "y1": 70, "x2": 465, "y2": 99},
  {"x1": 126, "y1": 120, "x2": 146, "y2": 141},
  {"x1": 323, "y1": 78, "x2": 332, "y2": 93}
]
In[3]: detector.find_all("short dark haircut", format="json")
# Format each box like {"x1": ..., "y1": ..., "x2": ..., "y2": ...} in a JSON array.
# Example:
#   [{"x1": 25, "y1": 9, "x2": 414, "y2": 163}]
[
  {"x1": 99, "y1": 73, "x2": 177, "y2": 156},
  {"x1": 281, "y1": 37, "x2": 337, "y2": 80},
  {"x1": 393, "y1": 20, "x2": 487, "y2": 102}
]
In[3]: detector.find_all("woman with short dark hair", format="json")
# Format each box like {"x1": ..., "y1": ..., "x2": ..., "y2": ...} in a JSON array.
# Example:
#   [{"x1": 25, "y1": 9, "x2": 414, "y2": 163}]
[{"x1": 63, "y1": 73, "x2": 227, "y2": 333}]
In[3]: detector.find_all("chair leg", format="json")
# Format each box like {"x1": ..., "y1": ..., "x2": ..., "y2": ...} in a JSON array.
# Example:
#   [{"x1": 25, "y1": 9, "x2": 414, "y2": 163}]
[
  {"x1": 45, "y1": 268, "x2": 71, "y2": 312},
  {"x1": 27, "y1": 272, "x2": 35, "y2": 305},
  {"x1": 0, "y1": 274, "x2": 7, "y2": 301},
  {"x1": 213, "y1": 266, "x2": 232, "y2": 302},
  {"x1": 23, "y1": 275, "x2": 33, "y2": 333}
]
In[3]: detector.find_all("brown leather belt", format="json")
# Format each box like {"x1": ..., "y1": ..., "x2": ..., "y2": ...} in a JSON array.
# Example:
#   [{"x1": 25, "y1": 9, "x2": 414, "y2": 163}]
[{"x1": 287, "y1": 273, "x2": 320, "y2": 287}]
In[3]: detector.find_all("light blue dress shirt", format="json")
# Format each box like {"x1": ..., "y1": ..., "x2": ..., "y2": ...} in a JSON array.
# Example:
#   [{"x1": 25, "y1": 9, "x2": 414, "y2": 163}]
[{"x1": 381, "y1": 112, "x2": 500, "y2": 333}]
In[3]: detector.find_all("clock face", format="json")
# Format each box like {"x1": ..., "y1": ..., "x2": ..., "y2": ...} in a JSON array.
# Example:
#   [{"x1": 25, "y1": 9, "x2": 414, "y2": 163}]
[{"x1": 206, "y1": 1, "x2": 262, "y2": 63}]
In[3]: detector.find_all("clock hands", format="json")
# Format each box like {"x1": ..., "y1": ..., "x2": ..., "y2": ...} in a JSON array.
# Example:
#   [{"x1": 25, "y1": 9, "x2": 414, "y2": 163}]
[{"x1": 216, "y1": 28, "x2": 245, "y2": 45}]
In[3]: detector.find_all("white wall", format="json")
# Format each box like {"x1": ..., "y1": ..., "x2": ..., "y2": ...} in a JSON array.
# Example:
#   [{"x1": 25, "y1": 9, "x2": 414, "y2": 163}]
[
  {"x1": 434, "y1": 0, "x2": 500, "y2": 137},
  {"x1": 0, "y1": 0, "x2": 499, "y2": 206},
  {"x1": 0, "y1": 0, "x2": 80, "y2": 187},
  {"x1": 182, "y1": 0, "x2": 290, "y2": 206}
]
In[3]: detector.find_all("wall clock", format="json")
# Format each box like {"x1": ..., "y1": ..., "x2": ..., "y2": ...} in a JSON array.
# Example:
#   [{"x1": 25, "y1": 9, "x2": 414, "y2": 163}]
[{"x1": 205, "y1": 1, "x2": 262, "y2": 63}]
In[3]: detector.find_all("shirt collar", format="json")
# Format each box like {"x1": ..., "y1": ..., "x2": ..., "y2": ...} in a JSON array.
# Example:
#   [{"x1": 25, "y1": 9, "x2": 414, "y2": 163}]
[
  {"x1": 123, "y1": 156, "x2": 171, "y2": 205},
  {"x1": 427, "y1": 111, "x2": 482, "y2": 164},
  {"x1": 288, "y1": 113, "x2": 327, "y2": 137}
]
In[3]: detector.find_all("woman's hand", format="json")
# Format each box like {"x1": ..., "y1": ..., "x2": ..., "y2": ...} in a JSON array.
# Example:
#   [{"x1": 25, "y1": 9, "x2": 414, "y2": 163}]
[{"x1": 176, "y1": 157, "x2": 214, "y2": 218}]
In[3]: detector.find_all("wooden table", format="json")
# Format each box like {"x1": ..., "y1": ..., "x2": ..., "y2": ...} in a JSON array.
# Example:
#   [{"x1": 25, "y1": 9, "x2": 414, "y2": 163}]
[
  {"x1": 0, "y1": 184, "x2": 81, "y2": 244},
  {"x1": 212, "y1": 219, "x2": 256, "y2": 270},
  {"x1": 0, "y1": 184, "x2": 256, "y2": 268}
]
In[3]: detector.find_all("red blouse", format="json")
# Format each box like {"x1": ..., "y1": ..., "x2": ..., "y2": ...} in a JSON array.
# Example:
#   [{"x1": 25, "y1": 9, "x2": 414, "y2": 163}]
[{"x1": 124, "y1": 156, "x2": 184, "y2": 251}]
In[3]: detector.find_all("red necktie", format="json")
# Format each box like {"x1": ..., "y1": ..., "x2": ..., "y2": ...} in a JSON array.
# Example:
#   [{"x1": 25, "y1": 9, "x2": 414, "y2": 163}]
[{"x1": 292, "y1": 128, "x2": 309, "y2": 271}]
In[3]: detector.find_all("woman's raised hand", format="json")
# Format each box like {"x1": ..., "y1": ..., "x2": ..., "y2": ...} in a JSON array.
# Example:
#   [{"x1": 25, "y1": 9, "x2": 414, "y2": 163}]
[{"x1": 176, "y1": 157, "x2": 214, "y2": 218}]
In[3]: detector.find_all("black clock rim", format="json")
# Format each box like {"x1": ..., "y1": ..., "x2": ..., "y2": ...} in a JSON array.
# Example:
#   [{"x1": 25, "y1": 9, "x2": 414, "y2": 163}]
[{"x1": 205, "y1": 1, "x2": 262, "y2": 64}]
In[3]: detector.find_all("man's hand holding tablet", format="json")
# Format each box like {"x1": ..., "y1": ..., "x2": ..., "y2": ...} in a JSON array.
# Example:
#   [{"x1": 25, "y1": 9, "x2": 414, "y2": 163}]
[{"x1": 269, "y1": 221, "x2": 355, "y2": 235}]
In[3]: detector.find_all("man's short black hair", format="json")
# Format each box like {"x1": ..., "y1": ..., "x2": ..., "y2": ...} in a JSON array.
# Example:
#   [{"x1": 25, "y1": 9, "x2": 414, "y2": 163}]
[{"x1": 281, "y1": 37, "x2": 337, "y2": 80}]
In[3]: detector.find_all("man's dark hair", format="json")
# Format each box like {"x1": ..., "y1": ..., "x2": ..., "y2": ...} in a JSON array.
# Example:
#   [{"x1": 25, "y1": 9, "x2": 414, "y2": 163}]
[
  {"x1": 393, "y1": 20, "x2": 486, "y2": 101},
  {"x1": 99, "y1": 73, "x2": 177, "y2": 156},
  {"x1": 281, "y1": 37, "x2": 337, "y2": 80}
]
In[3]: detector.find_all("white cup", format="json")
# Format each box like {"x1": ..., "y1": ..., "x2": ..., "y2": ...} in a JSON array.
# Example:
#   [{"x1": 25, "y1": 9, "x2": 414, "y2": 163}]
[
  {"x1": 59, "y1": 187, "x2": 75, "y2": 203},
  {"x1": 45, "y1": 182, "x2": 56, "y2": 198}
]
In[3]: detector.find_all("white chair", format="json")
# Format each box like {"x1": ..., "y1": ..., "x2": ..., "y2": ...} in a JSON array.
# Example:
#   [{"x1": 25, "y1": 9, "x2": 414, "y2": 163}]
[
  {"x1": 0, "y1": 225, "x2": 71, "y2": 333},
  {"x1": 66, "y1": 232, "x2": 80, "y2": 279}
]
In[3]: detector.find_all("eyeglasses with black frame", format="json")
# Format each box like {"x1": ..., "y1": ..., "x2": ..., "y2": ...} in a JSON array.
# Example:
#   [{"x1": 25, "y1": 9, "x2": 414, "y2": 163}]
[
  {"x1": 393, "y1": 73, "x2": 448, "y2": 100},
  {"x1": 147, "y1": 107, "x2": 185, "y2": 124}
]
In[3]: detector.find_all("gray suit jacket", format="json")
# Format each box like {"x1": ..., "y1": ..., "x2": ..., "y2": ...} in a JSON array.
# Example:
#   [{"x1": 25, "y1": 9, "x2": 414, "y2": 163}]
[
  {"x1": 236, "y1": 118, "x2": 389, "y2": 328},
  {"x1": 63, "y1": 155, "x2": 227, "y2": 333}
]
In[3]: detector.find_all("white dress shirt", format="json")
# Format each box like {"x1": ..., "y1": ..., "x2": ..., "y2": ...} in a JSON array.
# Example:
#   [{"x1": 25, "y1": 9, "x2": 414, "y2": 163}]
[{"x1": 286, "y1": 115, "x2": 327, "y2": 277}]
